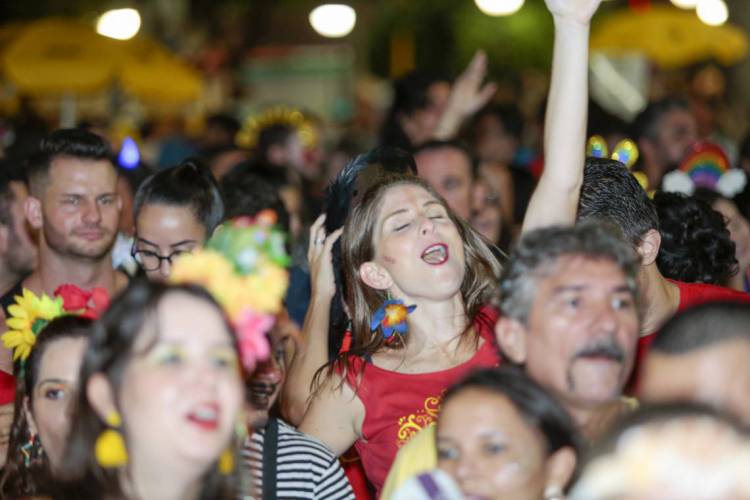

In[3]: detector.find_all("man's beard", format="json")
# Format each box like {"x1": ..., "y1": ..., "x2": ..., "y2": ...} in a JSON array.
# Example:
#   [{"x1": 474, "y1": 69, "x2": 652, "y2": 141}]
[{"x1": 43, "y1": 223, "x2": 115, "y2": 262}]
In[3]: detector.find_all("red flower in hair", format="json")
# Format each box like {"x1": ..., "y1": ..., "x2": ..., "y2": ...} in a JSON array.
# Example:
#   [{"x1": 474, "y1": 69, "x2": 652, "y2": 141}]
[
  {"x1": 55, "y1": 284, "x2": 88, "y2": 310},
  {"x1": 54, "y1": 284, "x2": 110, "y2": 319}
]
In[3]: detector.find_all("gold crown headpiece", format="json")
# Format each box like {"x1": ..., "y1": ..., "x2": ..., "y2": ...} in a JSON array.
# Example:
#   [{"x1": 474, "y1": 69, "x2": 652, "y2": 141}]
[{"x1": 236, "y1": 105, "x2": 318, "y2": 150}]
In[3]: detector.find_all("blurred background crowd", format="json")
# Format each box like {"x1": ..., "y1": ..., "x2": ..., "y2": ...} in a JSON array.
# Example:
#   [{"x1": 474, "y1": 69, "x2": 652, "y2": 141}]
[
  {"x1": 1, "y1": 0, "x2": 750, "y2": 258},
  {"x1": 2, "y1": 2, "x2": 750, "y2": 499}
]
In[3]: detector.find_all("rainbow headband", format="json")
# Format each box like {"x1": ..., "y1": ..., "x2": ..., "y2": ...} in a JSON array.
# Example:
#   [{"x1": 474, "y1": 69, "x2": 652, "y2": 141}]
[{"x1": 662, "y1": 142, "x2": 746, "y2": 197}]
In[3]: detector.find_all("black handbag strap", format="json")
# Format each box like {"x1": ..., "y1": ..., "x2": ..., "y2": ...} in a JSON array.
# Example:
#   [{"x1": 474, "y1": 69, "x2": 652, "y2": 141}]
[{"x1": 261, "y1": 417, "x2": 279, "y2": 500}]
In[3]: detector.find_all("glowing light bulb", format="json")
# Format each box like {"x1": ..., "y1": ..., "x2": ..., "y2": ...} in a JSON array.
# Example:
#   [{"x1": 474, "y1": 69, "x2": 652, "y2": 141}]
[
  {"x1": 309, "y1": 4, "x2": 356, "y2": 38},
  {"x1": 96, "y1": 8, "x2": 141, "y2": 40},
  {"x1": 474, "y1": 0, "x2": 525, "y2": 16},
  {"x1": 696, "y1": 0, "x2": 728, "y2": 26}
]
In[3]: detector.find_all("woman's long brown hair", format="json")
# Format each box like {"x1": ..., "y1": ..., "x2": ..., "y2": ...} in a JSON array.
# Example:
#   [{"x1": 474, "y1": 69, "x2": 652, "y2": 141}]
[{"x1": 312, "y1": 175, "x2": 502, "y2": 392}]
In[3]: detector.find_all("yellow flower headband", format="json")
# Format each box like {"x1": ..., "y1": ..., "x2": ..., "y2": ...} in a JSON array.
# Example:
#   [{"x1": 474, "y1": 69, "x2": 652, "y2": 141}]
[
  {"x1": 235, "y1": 105, "x2": 318, "y2": 150},
  {"x1": 2, "y1": 285, "x2": 110, "y2": 370},
  {"x1": 2, "y1": 289, "x2": 65, "y2": 364}
]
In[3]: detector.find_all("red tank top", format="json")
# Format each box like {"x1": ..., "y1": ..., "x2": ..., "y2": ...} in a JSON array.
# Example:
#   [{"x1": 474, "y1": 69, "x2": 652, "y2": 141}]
[{"x1": 343, "y1": 306, "x2": 501, "y2": 495}]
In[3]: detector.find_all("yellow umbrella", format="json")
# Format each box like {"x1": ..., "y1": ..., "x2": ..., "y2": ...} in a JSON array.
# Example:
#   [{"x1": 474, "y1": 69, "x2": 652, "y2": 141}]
[
  {"x1": 119, "y1": 37, "x2": 202, "y2": 103},
  {"x1": 1, "y1": 18, "x2": 125, "y2": 95},
  {"x1": 1, "y1": 18, "x2": 202, "y2": 104},
  {"x1": 591, "y1": 5, "x2": 748, "y2": 69}
]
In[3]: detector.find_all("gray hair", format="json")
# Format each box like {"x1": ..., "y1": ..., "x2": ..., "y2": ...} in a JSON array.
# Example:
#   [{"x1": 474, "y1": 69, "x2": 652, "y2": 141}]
[{"x1": 498, "y1": 222, "x2": 639, "y2": 324}]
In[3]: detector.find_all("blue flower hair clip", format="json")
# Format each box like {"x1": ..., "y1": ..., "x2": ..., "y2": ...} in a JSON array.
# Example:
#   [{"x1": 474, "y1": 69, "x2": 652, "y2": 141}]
[{"x1": 370, "y1": 299, "x2": 416, "y2": 345}]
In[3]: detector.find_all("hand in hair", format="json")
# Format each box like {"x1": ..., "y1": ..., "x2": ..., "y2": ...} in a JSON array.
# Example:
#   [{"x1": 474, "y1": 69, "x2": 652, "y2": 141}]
[
  {"x1": 307, "y1": 214, "x2": 344, "y2": 300},
  {"x1": 522, "y1": 0, "x2": 603, "y2": 232},
  {"x1": 282, "y1": 214, "x2": 343, "y2": 425},
  {"x1": 434, "y1": 51, "x2": 498, "y2": 140}
]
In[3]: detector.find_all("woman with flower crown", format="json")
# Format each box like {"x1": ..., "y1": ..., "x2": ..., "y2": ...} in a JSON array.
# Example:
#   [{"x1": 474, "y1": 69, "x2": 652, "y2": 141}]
[
  {"x1": 57, "y1": 280, "x2": 247, "y2": 500},
  {"x1": 298, "y1": 172, "x2": 502, "y2": 495},
  {"x1": 55, "y1": 217, "x2": 290, "y2": 500},
  {"x1": 0, "y1": 284, "x2": 108, "y2": 498},
  {"x1": 1, "y1": 312, "x2": 92, "y2": 499}
]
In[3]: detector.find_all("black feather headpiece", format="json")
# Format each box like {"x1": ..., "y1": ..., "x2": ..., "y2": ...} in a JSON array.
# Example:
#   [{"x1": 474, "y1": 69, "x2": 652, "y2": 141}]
[{"x1": 323, "y1": 147, "x2": 418, "y2": 359}]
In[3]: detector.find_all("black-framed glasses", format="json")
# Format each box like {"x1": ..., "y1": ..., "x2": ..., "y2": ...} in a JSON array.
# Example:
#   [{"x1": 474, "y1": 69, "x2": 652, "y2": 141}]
[{"x1": 130, "y1": 246, "x2": 193, "y2": 272}]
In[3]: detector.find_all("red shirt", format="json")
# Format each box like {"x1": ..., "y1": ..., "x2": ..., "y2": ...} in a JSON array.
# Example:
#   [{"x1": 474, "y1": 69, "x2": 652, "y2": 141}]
[
  {"x1": 631, "y1": 280, "x2": 750, "y2": 391},
  {"x1": 343, "y1": 307, "x2": 500, "y2": 495}
]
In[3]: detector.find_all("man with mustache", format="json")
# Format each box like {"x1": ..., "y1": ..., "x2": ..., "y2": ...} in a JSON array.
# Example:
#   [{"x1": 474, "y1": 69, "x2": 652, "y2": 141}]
[
  {"x1": 495, "y1": 222, "x2": 640, "y2": 439},
  {"x1": 0, "y1": 129, "x2": 128, "y2": 375}
]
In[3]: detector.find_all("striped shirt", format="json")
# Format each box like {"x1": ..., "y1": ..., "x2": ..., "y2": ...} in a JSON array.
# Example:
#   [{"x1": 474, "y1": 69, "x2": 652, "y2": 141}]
[{"x1": 242, "y1": 418, "x2": 355, "y2": 500}]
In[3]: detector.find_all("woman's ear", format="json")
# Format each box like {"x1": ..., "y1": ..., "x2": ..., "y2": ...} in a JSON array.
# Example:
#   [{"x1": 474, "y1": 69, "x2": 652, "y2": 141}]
[
  {"x1": 544, "y1": 446, "x2": 577, "y2": 497},
  {"x1": 86, "y1": 373, "x2": 117, "y2": 423},
  {"x1": 359, "y1": 261, "x2": 393, "y2": 290}
]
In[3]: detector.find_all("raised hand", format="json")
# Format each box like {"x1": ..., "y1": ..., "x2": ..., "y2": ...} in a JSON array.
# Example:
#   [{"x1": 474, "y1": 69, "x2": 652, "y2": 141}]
[
  {"x1": 544, "y1": 0, "x2": 603, "y2": 25},
  {"x1": 434, "y1": 51, "x2": 497, "y2": 140},
  {"x1": 307, "y1": 214, "x2": 343, "y2": 300},
  {"x1": 448, "y1": 51, "x2": 498, "y2": 118}
]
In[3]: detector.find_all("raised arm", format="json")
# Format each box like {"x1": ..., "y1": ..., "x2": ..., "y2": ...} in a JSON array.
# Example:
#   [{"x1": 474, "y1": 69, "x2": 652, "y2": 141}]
[
  {"x1": 281, "y1": 215, "x2": 343, "y2": 425},
  {"x1": 522, "y1": 0, "x2": 603, "y2": 233}
]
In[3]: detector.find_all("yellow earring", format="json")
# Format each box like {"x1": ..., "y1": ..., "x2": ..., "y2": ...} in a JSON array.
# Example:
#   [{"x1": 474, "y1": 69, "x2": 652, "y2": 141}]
[
  {"x1": 95, "y1": 411, "x2": 128, "y2": 468},
  {"x1": 219, "y1": 447, "x2": 234, "y2": 475}
]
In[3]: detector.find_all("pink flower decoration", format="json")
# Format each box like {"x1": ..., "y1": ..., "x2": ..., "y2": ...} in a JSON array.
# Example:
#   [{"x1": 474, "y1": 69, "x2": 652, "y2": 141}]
[{"x1": 233, "y1": 309, "x2": 273, "y2": 372}]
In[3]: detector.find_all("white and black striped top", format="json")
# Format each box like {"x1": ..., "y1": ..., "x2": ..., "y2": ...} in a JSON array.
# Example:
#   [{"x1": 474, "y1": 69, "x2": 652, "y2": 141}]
[{"x1": 242, "y1": 418, "x2": 355, "y2": 500}]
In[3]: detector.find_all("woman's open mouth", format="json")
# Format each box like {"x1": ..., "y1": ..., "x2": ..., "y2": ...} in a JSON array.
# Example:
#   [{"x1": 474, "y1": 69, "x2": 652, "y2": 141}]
[{"x1": 421, "y1": 243, "x2": 449, "y2": 265}]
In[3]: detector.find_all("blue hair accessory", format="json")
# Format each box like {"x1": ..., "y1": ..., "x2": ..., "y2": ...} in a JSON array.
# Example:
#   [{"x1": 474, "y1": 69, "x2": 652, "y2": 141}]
[{"x1": 370, "y1": 299, "x2": 416, "y2": 344}]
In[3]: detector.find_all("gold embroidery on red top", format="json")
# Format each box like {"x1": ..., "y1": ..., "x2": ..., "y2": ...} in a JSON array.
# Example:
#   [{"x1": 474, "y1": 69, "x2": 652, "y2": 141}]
[{"x1": 396, "y1": 392, "x2": 444, "y2": 447}]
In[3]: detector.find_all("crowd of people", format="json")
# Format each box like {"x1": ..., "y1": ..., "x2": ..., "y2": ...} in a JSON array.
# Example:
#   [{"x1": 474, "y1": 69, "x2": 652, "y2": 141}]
[{"x1": 0, "y1": 0, "x2": 748, "y2": 499}]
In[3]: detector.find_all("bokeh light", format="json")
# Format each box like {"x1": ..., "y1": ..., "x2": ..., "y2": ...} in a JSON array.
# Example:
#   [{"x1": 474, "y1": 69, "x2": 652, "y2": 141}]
[
  {"x1": 474, "y1": 0, "x2": 525, "y2": 16},
  {"x1": 309, "y1": 4, "x2": 356, "y2": 38},
  {"x1": 96, "y1": 8, "x2": 141, "y2": 40},
  {"x1": 118, "y1": 137, "x2": 140, "y2": 169},
  {"x1": 670, "y1": 0, "x2": 698, "y2": 9},
  {"x1": 696, "y1": 0, "x2": 729, "y2": 26}
]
